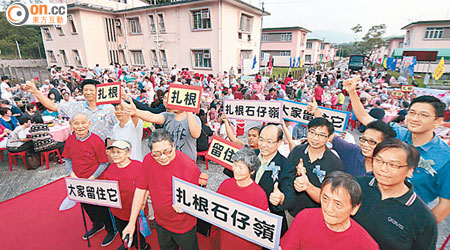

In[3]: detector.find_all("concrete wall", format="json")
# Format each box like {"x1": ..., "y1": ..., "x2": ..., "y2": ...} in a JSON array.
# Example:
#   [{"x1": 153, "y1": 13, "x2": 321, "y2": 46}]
[{"x1": 0, "y1": 59, "x2": 50, "y2": 82}]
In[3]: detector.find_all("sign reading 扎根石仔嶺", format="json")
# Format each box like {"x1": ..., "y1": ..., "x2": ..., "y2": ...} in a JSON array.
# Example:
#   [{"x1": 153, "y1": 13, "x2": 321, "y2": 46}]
[
  {"x1": 280, "y1": 99, "x2": 350, "y2": 133},
  {"x1": 166, "y1": 84, "x2": 203, "y2": 113},
  {"x1": 223, "y1": 100, "x2": 282, "y2": 123},
  {"x1": 96, "y1": 82, "x2": 121, "y2": 105},
  {"x1": 65, "y1": 177, "x2": 122, "y2": 208},
  {"x1": 173, "y1": 177, "x2": 282, "y2": 249}
]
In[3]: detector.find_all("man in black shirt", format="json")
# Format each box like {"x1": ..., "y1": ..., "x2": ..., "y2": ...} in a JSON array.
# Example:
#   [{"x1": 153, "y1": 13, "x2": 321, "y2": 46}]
[
  {"x1": 353, "y1": 138, "x2": 437, "y2": 250},
  {"x1": 287, "y1": 117, "x2": 344, "y2": 217}
]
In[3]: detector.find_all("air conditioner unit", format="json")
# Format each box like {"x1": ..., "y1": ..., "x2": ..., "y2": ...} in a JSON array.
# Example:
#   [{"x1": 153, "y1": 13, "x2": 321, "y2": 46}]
[
  {"x1": 54, "y1": 24, "x2": 61, "y2": 28},
  {"x1": 115, "y1": 20, "x2": 121, "y2": 26},
  {"x1": 203, "y1": 53, "x2": 211, "y2": 59},
  {"x1": 67, "y1": 15, "x2": 73, "y2": 21},
  {"x1": 201, "y1": 12, "x2": 210, "y2": 19}
]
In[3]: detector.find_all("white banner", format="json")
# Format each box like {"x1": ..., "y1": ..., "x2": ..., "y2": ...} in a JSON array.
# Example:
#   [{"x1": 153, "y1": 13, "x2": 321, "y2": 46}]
[
  {"x1": 414, "y1": 87, "x2": 450, "y2": 99},
  {"x1": 65, "y1": 177, "x2": 122, "y2": 208},
  {"x1": 172, "y1": 177, "x2": 282, "y2": 249},
  {"x1": 280, "y1": 99, "x2": 350, "y2": 133},
  {"x1": 224, "y1": 100, "x2": 282, "y2": 123}
]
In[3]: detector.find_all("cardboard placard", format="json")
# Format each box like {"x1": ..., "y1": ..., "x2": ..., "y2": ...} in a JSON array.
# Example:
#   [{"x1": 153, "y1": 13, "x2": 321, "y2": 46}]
[
  {"x1": 223, "y1": 100, "x2": 282, "y2": 123},
  {"x1": 205, "y1": 135, "x2": 244, "y2": 170},
  {"x1": 280, "y1": 99, "x2": 350, "y2": 133},
  {"x1": 96, "y1": 82, "x2": 121, "y2": 105},
  {"x1": 392, "y1": 91, "x2": 403, "y2": 97},
  {"x1": 401, "y1": 85, "x2": 414, "y2": 92},
  {"x1": 173, "y1": 177, "x2": 282, "y2": 249},
  {"x1": 65, "y1": 177, "x2": 122, "y2": 208},
  {"x1": 165, "y1": 84, "x2": 203, "y2": 113}
]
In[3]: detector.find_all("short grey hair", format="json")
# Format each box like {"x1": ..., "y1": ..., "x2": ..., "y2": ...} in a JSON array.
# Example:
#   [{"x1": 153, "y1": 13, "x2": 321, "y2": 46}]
[
  {"x1": 148, "y1": 129, "x2": 174, "y2": 150},
  {"x1": 232, "y1": 147, "x2": 261, "y2": 174}
]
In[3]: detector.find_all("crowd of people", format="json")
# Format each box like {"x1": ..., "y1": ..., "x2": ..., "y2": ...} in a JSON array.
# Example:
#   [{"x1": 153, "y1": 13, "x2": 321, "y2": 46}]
[{"x1": 2, "y1": 61, "x2": 450, "y2": 250}]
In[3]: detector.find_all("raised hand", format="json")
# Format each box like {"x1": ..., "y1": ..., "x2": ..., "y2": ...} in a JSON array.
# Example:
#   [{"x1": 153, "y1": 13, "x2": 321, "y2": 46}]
[{"x1": 269, "y1": 182, "x2": 285, "y2": 206}]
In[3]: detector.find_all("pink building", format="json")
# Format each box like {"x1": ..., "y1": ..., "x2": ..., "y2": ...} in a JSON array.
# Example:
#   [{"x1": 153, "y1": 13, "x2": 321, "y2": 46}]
[
  {"x1": 41, "y1": 0, "x2": 266, "y2": 74},
  {"x1": 392, "y1": 20, "x2": 450, "y2": 73},
  {"x1": 304, "y1": 39, "x2": 336, "y2": 65},
  {"x1": 261, "y1": 26, "x2": 310, "y2": 63},
  {"x1": 386, "y1": 36, "x2": 404, "y2": 57}
]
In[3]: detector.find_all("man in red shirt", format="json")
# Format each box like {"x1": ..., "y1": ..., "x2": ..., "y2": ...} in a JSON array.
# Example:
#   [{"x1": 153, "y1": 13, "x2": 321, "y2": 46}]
[
  {"x1": 314, "y1": 82, "x2": 324, "y2": 106},
  {"x1": 62, "y1": 113, "x2": 117, "y2": 247},
  {"x1": 122, "y1": 129, "x2": 201, "y2": 250},
  {"x1": 281, "y1": 171, "x2": 379, "y2": 250}
]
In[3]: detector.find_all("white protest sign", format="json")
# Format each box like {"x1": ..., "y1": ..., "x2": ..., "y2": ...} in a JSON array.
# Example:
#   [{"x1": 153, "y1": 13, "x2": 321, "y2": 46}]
[
  {"x1": 224, "y1": 100, "x2": 282, "y2": 123},
  {"x1": 280, "y1": 99, "x2": 350, "y2": 133},
  {"x1": 172, "y1": 177, "x2": 282, "y2": 249},
  {"x1": 65, "y1": 177, "x2": 122, "y2": 208}
]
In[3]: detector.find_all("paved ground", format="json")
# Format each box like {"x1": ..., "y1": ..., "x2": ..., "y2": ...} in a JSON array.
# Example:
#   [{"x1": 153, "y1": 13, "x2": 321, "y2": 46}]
[{"x1": 1, "y1": 126, "x2": 449, "y2": 249}]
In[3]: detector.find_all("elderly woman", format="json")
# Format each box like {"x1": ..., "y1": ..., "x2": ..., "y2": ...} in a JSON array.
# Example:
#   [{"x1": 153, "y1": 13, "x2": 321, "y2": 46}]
[
  {"x1": 103, "y1": 140, "x2": 150, "y2": 250},
  {"x1": 215, "y1": 147, "x2": 268, "y2": 250}
]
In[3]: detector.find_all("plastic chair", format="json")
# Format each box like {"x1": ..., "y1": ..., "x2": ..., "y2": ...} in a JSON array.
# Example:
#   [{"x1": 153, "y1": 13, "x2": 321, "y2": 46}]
[
  {"x1": 197, "y1": 151, "x2": 209, "y2": 170},
  {"x1": 8, "y1": 151, "x2": 28, "y2": 171},
  {"x1": 40, "y1": 148, "x2": 63, "y2": 170},
  {"x1": 142, "y1": 128, "x2": 152, "y2": 140},
  {"x1": 0, "y1": 147, "x2": 6, "y2": 161}
]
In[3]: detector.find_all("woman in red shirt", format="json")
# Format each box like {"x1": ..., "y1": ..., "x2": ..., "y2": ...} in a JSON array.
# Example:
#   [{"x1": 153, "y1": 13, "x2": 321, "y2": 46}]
[
  {"x1": 103, "y1": 140, "x2": 150, "y2": 250},
  {"x1": 215, "y1": 147, "x2": 268, "y2": 250}
]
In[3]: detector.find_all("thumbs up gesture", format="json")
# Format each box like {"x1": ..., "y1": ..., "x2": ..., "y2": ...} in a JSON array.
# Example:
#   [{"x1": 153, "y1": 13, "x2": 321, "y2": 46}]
[
  {"x1": 121, "y1": 97, "x2": 137, "y2": 116},
  {"x1": 294, "y1": 159, "x2": 310, "y2": 192},
  {"x1": 269, "y1": 182, "x2": 285, "y2": 206}
]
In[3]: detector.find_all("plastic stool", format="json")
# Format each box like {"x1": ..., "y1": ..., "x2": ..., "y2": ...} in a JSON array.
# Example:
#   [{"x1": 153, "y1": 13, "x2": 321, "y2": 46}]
[
  {"x1": 197, "y1": 151, "x2": 209, "y2": 170},
  {"x1": 8, "y1": 151, "x2": 28, "y2": 171},
  {"x1": 40, "y1": 149, "x2": 63, "y2": 170}
]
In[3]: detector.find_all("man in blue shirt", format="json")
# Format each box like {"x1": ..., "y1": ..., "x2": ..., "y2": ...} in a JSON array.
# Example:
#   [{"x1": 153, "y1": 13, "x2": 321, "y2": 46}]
[{"x1": 345, "y1": 77, "x2": 450, "y2": 223}]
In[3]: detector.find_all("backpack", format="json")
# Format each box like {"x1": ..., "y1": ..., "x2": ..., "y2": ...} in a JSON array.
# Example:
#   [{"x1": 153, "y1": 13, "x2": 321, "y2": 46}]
[{"x1": 25, "y1": 152, "x2": 41, "y2": 170}]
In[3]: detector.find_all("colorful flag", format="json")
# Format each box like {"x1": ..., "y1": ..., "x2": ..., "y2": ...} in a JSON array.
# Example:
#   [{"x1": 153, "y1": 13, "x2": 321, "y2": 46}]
[
  {"x1": 268, "y1": 56, "x2": 273, "y2": 74},
  {"x1": 433, "y1": 57, "x2": 445, "y2": 80},
  {"x1": 300, "y1": 58, "x2": 304, "y2": 67},
  {"x1": 289, "y1": 57, "x2": 293, "y2": 68},
  {"x1": 382, "y1": 58, "x2": 387, "y2": 69},
  {"x1": 251, "y1": 55, "x2": 257, "y2": 69},
  {"x1": 292, "y1": 57, "x2": 296, "y2": 68},
  {"x1": 297, "y1": 56, "x2": 301, "y2": 67},
  {"x1": 389, "y1": 58, "x2": 397, "y2": 71},
  {"x1": 407, "y1": 56, "x2": 417, "y2": 76}
]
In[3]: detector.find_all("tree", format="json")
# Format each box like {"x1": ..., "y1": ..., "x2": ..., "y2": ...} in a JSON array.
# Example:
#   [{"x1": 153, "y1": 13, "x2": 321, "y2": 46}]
[
  {"x1": 351, "y1": 24, "x2": 387, "y2": 58},
  {"x1": 0, "y1": 11, "x2": 44, "y2": 59},
  {"x1": 336, "y1": 43, "x2": 359, "y2": 58}
]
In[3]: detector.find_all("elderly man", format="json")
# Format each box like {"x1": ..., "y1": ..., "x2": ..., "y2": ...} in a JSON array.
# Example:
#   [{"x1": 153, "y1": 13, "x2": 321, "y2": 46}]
[
  {"x1": 353, "y1": 138, "x2": 437, "y2": 250},
  {"x1": 122, "y1": 129, "x2": 201, "y2": 250},
  {"x1": 253, "y1": 124, "x2": 295, "y2": 235},
  {"x1": 62, "y1": 113, "x2": 115, "y2": 246},
  {"x1": 281, "y1": 171, "x2": 379, "y2": 250},
  {"x1": 24, "y1": 79, "x2": 117, "y2": 140},
  {"x1": 345, "y1": 77, "x2": 450, "y2": 223}
]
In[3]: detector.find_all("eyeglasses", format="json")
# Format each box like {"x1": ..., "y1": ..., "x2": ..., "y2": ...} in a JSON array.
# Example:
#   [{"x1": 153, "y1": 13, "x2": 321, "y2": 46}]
[
  {"x1": 407, "y1": 110, "x2": 435, "y2": 119},
  {"x1": 258, "y1": 137, "x2": 278, "y2": 145},
  {"x1": 372, "y1": 157, "x2": 409, "y2": 170},
  {"x1": 151, "y1": 147, "x2": 173, "y2": 158},
  {"x1": 308, "y1": 130, "x2": 329, "y2": 140},
  {"x1": 359, "y1": 136, "x2": 378, "y2": 146}
]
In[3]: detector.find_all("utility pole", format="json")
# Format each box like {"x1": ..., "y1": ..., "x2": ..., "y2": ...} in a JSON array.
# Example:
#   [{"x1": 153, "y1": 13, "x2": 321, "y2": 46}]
[{"x1": 258, "y1": 1, "x2": 264, "y2": 74}]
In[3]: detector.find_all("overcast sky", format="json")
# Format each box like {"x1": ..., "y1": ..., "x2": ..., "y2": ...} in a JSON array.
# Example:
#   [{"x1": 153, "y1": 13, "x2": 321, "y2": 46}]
[{"x1": 243, "y1": 0, "x2": 450, "y2": 43}]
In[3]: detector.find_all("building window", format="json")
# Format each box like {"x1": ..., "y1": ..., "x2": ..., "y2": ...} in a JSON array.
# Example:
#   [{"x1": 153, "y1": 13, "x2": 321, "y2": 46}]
[
  {"x1": 157, "y1": 13, "x2": 166, "y2": 33},
  {"x1": 151, "y1": 50, "x2": 159, "y2": 67},
  {"x1": 148, "y1": 15, "x2": 156, "y2": 33},
  {"x1": 306, "y1": 42, "x2": 312, "y2": 49},
  {"x1": 128, "y1": 17, "x2": 142, "y2": 34},
  {"x1": 399, "y1": 42, "x2": 403, "y2": 48},
  {"x1": 47, "y1": 50, "x2": 56, "y2": 62},
  {"x1": 55, "y1": 25, "x2": 64, "y2": 35},
  {"x1": 160, "y1": 49, "x2": 168, "y2": 68},
  {"x1": 321, "y1": 44, "x2": 325, "y2": 50},
  {"x1": 281, "y1": 32, "x2": 292, "y2": 41},
  {"x1": 424, "y1": 27, "x2": 443, "y2": 39},
  {"x1": 319, "y1": 54, "x2": 324, "y2": 60},
  {"x1": 305, "y1": 55, "x2": 312, "y2": 61},
  {"x1": 72, "y1": 50, "x2": 82, "y2": 67},
  {"x1": 68, "y1": 15, "x2": 77, "y2": 33},
  {"x1": 192, "y1": 8, "x2": 211, "y2": 30},
  {"x1": 280, "y1": 51, "x2": 291, "y2": 56},
  {"x1": 130, "y1": 50, "x2": 145, "y2": 66},
  {"x1": 59, "y1": 50, "x2": 68, "y2": 65},
  {"x1": 262, "y1": 33, "x2": 268, "y2": 41},
  {"x1": 115, "y1": 19, "x2": 123, "y2": 36},
  {"x1": 239, "y1": 14, "x2": 252, "y2": 33},
  {"x1": 192, "y1": 49, "x2": 211, "y2": 68},
  {"x1": 42, "y1": 28, "x2": 52, "y2": 40}
]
